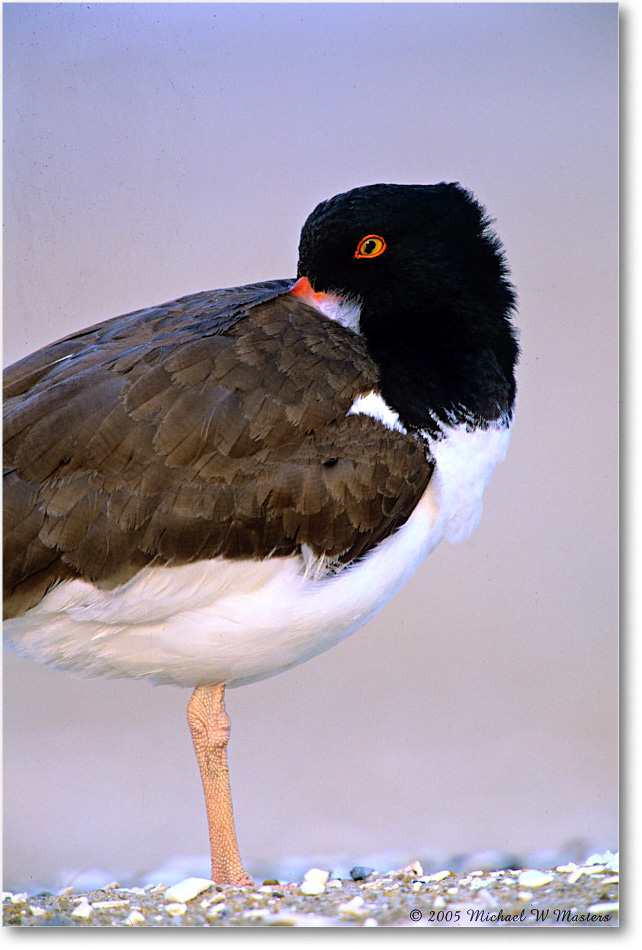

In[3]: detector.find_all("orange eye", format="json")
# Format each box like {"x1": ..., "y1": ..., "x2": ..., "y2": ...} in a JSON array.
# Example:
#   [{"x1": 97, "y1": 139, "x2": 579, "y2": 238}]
[{"x1": 354, "y1": 234, "x2": 387, "y2": 259}]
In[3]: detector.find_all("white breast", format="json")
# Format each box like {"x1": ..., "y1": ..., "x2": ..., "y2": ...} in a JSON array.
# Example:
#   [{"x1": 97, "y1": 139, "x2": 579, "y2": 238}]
[{"x1": 427, "y1": 421, "x2": 512, "y2": 543}]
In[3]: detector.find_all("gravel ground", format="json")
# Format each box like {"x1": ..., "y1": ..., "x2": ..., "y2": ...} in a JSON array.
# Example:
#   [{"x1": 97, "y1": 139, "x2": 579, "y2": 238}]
[{"x1": 3, "y1": 851, "x2": 618, "y2": 927}]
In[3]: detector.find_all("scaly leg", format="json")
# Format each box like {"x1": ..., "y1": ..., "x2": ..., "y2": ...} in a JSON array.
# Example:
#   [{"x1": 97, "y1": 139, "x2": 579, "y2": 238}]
[{"x1": 187, "y1": 684, "x2": 253, "y2": 885}]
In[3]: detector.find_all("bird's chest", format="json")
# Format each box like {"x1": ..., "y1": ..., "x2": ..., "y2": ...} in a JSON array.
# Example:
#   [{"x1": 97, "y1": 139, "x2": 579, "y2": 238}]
[{"x1": 426, "y1": 420, "x2": 512, "y2": 543}]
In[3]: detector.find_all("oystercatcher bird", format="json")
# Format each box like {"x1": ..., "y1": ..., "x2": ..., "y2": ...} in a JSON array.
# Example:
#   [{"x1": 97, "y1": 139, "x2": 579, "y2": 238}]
[{"x1": 4, "y1": 183, "x2": 518, "y2": 885}]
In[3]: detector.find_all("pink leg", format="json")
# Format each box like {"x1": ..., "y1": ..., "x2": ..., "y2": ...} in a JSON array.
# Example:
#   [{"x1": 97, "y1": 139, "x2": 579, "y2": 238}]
[{"x1": 187, "y1": 684, "x2": 253, "y2": 885}]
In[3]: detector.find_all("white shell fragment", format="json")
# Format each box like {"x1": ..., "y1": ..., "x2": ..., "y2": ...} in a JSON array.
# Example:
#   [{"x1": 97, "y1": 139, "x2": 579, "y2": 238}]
[
  {"x1": 164, "y1": 877, "x2": 214, "y2": 903},
  {"x1": 265, "y1": 912, "x2": 333, "y2": 927},
  {"x1": 71, "y1": 900, "x2": 92, "y2": 918},
  {"x1": 586, "y1": 850, "x2": 618, "y2": 871},
  {"x1": 567, "y1": 866, "x2": 605, "y2": 885},
  {"x1": 421, "y1": 870, "x2": 453, "y2": 883},
  {"x1": 517, "y1": 869, "x2": 554, "y2": 888}
]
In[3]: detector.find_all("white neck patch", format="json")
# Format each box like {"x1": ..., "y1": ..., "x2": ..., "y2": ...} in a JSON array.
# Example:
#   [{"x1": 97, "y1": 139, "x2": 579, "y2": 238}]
[
  {"x1": 312, "y1": 294, "x2": 362, "y2": 333},
  {"x1": 348, "y1": 391, "x2": 407, "y2": 433}
]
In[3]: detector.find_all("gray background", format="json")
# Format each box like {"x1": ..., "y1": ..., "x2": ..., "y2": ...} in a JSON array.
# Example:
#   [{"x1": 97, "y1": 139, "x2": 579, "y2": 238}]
[{"x1": 3, "y1": 2, "x2": 618, "y2": 891}]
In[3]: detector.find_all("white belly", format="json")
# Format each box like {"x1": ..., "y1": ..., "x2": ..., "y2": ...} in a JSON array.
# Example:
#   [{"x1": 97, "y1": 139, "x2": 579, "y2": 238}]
[
  {"x1": 4, "y1": 487, "x2": 443, "y2": 688},
  {"x1": 4, "y1": 420, "x2": 510, "y2": 688}
]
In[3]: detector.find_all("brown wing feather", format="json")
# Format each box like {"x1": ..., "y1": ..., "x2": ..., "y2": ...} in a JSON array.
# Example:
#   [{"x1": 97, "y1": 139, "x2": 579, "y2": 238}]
[{"x1": 4, "y1": 287, "x2": 433, "y2": 618}]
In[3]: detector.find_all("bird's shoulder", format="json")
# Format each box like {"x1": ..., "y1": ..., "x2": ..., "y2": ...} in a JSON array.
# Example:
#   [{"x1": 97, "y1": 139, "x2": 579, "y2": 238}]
[{"x1": 3, "y1": 279, "x2": 293, "y2": 399}]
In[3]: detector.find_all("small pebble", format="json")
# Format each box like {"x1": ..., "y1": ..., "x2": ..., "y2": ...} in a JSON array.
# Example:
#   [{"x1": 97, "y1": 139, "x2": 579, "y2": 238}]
[
  {"x1": 264, "y1": 914, "x2": 299, "y2": 926},
  {"x1": 92, "y1": 900, "x2": 130, "y2": 909},
  {"x1": 124, "y1": 910, "x2": 146, "y2": 926},
  {"x1": 517, "y1": 869, "x2": 554, "y2": 888},
  {"x1": 363, "y1": 917, "x2": 379, "y2": 926},
  {"x1": 165, "y1": 902, "x2": 187, "y2": 916},
  {"x1": 300, "y1": 880, "x2": 325, "y2": 895},
  {"x1": 433, "y1": 896, "x2": 447, "y2": 910},
  {"x1": 350, "y1": 866, "x2": 374, "y2": 881},
  {"x1": 470, "y1": 877, "x2": 494, "y2": 890},
  {"x1": 266, "y1": 912, "x2": 332, "y2": 927},
  {"x1": 204, "y1": 904, "x2": 226, "y2": 919},
  {"x1": 303, "y1": 868, "x2": 329, "y2": 886},
  {"x1": 205, "y1": 892, "x2": 226, "y2": 906},
  {"x1": 164, "y1": 877, "x2": 214, "y2": 903},
  {"x1": 338, "y1": 895, "x2": 367, "y2": 918}
]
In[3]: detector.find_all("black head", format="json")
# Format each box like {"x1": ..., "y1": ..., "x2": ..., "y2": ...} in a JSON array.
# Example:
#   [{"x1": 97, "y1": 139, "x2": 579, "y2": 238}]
[{"x1": 297, "y1": 183, "x2": 518, "y2": 431}]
